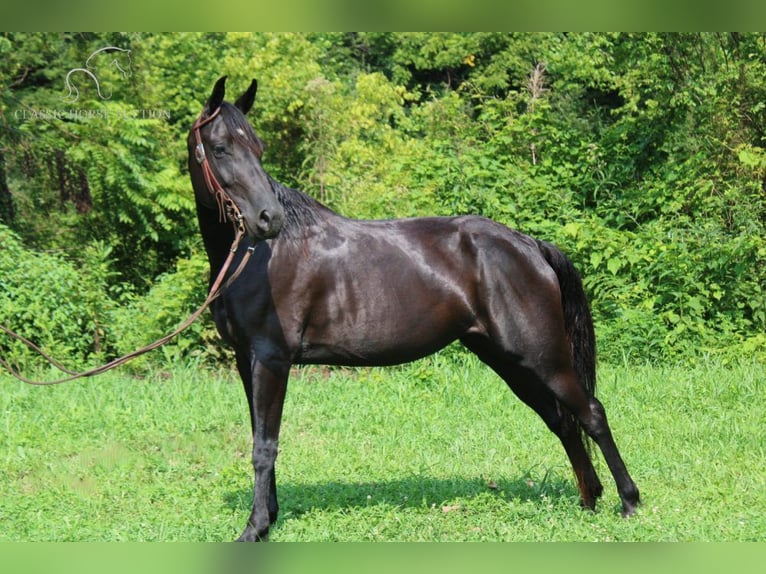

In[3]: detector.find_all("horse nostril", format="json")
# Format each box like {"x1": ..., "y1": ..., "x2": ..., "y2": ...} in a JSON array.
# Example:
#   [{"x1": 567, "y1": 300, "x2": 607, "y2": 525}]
[
  {"x1": 257, "y1": 209, "x2": 272, "y2": 231},
  {"x1": 254, "y1": 208, "x2": 283, "y2": 237}
]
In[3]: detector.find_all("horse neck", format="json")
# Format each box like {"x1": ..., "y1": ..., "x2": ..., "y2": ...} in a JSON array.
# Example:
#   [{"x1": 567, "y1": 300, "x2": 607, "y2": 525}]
[
  {"x1": 194, "y1": 178, "x2": 336, "y2": 275},
  {"x1": 195, "y1": 201, "x2": 237, "y2": 282}
]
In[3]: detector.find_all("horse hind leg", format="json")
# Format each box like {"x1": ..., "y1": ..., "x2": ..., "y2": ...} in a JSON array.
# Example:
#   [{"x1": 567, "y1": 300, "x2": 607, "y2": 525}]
[
  {"x1": 523, "y1": 385, "x2": 606, "y2": 510},
  {"x1": 544, "y1": 368, "x2": 640, "y2": 516},
  {"x1": 505, "y1": 374, "x2": 604, "y2": 509},
  {"x1": 461, "y1": 338, "x2": 604, "y2": 510},
  {"x1": 464, "y1": 330, "x2": 639, "y2": 514}
]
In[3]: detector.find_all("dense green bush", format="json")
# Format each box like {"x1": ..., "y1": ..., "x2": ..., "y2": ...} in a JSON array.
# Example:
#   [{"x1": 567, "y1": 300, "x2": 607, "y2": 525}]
[
  {"x1": 0, "y1": 224, "x2": 223, "y2": 374},
  {"x1": 108, "y1": 249, "x2": 226, "y2": 368},
  {"x1": 0, "y1": 225, "x2": 113, "y2": 368},
  {"x1": 554, "y1": 216, "x2": 766, "y2": 362},
  {"x1": 2, "y1": 33, "x2": 765, "y2": 370}
]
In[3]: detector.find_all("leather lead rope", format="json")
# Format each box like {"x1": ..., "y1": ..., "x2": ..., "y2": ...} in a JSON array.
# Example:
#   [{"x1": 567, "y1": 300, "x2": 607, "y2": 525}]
[{"x1": 0, "y1": 228, "x2": 248, "y2": 386}]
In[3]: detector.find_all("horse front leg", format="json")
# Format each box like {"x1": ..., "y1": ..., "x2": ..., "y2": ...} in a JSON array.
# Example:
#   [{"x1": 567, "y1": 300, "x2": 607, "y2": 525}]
[{"x1": 237, "y1": 359, "x2": 289, "y2": 542}]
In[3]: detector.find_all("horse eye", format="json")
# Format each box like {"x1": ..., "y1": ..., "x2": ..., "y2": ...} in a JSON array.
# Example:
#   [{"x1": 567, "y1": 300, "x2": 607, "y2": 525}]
[{"x1": 213, "y1": 144, "x2": 226, "y2": 157}]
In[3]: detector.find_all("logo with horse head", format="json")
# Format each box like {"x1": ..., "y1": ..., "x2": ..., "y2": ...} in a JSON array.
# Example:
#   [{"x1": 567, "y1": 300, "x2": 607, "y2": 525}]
[{"x1": 62, "y1": 46, "x2": 132, "y2": 103}]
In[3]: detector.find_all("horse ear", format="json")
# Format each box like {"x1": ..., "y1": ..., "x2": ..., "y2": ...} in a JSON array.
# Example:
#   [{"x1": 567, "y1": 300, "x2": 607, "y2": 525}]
[
  {"x1": 234, "y1": 79, "x2": 258, "y2": 115},
  {"x1": 206, "y1": 76, "x2": 227, "y2": 114}
]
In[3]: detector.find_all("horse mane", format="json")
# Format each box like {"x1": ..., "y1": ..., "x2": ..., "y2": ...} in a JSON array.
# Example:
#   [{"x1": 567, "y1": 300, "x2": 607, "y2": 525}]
[{"x1": 271, "y1": 179, "x2": 332, "y2": 240}]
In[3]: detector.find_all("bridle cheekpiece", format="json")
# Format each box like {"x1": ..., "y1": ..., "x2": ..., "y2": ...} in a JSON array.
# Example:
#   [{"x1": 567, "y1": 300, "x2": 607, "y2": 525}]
[{"x1": 192, "y1": 106, "x2": 246, "y2": 236}]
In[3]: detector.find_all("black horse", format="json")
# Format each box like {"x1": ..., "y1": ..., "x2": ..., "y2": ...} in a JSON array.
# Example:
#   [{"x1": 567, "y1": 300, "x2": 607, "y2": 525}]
[{"x1": 188, "y1": 77, "x2": 640, "y2": 541}]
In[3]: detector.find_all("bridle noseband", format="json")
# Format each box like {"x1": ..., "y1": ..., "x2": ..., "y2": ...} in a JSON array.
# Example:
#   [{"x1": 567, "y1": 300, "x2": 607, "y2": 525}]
[{"x1": 192, "y1": 106, "x2": 246, "y2": 236}]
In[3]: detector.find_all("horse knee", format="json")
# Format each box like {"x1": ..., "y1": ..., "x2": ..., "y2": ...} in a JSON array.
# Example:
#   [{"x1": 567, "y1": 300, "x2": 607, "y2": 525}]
[
  {"x1": 580, "y1": 398, "x2": 611, "y2": 441},
  {"x1": 253, "y1": 440, "x2": 279, "y2": 472}
]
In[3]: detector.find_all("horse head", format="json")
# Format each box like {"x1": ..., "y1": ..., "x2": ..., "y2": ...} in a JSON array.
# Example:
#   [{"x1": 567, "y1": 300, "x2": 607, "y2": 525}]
[{"x1": 188, "y1": 77, "x2": 284, "y2": 242}]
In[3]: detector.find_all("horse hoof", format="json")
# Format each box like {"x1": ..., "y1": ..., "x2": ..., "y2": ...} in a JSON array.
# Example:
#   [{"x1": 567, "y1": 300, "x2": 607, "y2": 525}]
[
  {"x1": 621, "y1": 501, "x2": 639, "y2": 517},
  {"x1": 236, "y1": 525, "x2": 269, "y2": 542}
]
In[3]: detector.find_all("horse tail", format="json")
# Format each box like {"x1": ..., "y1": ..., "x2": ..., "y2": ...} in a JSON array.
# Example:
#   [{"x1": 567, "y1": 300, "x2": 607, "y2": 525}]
[{"x1": 537, "y1": 240, "x2": 597, "y2": 441}]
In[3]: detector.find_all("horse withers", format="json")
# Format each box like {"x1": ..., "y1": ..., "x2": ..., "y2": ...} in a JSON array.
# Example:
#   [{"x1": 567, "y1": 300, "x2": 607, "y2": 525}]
[{"x1": 188, "y1": 77, "x2": 640, "y2": 541}]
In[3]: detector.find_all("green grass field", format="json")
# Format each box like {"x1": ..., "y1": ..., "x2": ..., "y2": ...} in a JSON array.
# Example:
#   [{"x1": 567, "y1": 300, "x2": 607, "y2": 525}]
[{"x1": 1, "y1": 355, "x2": 764, "y2": 541}]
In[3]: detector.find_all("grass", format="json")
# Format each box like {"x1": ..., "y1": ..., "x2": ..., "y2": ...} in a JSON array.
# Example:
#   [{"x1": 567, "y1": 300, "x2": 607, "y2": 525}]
[{"x1": 1, "y1": 354, "x2": 764, "y2": 541}]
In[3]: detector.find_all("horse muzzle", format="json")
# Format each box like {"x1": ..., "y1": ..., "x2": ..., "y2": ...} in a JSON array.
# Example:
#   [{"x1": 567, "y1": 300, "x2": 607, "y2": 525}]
[{"x1": 245, "y1": 205, "x2": 284, "y2": 240}]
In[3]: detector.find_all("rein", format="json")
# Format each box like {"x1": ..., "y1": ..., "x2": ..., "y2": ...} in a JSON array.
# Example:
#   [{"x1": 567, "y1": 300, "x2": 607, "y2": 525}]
[{"x1": 0, "y1": 108, "x2": 256, "y2": 386}]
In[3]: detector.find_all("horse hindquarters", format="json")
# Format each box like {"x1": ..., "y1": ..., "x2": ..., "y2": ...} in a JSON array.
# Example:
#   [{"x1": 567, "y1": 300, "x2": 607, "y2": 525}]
[{"x1": 463, "y1": 233, "x2": 639, "y2": 515}]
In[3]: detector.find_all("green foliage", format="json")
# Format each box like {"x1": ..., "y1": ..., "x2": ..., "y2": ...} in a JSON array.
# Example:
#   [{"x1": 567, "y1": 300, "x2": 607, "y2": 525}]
[
  {"x1": 299, "y1": 72, "x2": 413, "y2": 217},
  {"x1": 0, "y1": 224, "x2": 114, "y2": 367},
  {"x1": 2, "y1": 33, "x2": 195, "y2": 287},
  {"x1": 2, "y1": 33, "x2": 765, "y2": 369},
  {"x1": 109, "y1": 249, "x2": 225, "y2": 369},
  {"x1": 558, "y1": 217, "x2": 766, "y2": 362},
  {"x1": 0, "y1": 223, "x2": 219, "y2": 373}
]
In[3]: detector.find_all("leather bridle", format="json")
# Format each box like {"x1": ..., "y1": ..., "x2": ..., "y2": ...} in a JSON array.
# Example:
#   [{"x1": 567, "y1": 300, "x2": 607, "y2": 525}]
[
  {"x1": 190, "y1": 106, "x2": 257, "y2": 290},
  {"x1": 191, "y1": 106, "x2": 246, "y2": 235}
]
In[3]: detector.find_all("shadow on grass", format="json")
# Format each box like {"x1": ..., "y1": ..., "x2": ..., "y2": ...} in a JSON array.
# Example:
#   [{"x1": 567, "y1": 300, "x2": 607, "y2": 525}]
[{"x1": 224, "y1": 473, "x2": 581, "y2": 520}]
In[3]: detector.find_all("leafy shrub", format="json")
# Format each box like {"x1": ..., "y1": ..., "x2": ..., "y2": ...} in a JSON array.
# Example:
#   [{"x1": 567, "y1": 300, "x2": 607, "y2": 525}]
[
  {"x1": 0, "y1": 225, "x2": 225, "y2": 374},
  {"x1": 0, "y1": 225, "x2": 113, "y2": 369},
  {"x1": 557, "y1": 216, "x2": 766, "y2": 363},
  {"x1": 108, "y1": 249, "x2": 227, "y2": 370}
]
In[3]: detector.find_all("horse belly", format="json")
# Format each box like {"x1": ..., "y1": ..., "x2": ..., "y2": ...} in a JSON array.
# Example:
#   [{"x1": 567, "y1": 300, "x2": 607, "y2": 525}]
[
  {"x1": 296, "y1": 275, "x2": 473, "y2": 367},
  {"x1": 296, "y1": 326, "x2": 461, "y2": 366}
]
